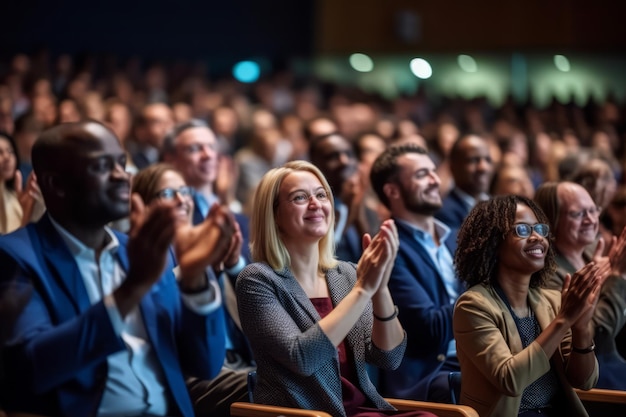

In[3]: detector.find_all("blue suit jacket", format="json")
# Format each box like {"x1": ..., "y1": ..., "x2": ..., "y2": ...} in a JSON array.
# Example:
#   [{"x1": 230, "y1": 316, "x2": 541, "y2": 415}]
[
  {"x1": 380, "y1": 219, "x2": 460, "y2": 399},
  {"x1": 192, "y1": 202, "x2": 254, "y2": 364},
  {"x1": 0, "y1": 215, "x2": 226, "y2": 417},
  {"x1": 434, "y1": 188, "x2": 471, "y2": 230}
]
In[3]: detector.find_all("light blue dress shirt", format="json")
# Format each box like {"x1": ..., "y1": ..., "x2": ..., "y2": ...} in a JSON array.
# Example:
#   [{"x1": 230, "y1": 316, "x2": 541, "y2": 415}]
[
  {"x1": 396, "y1": 218, "x2": 459, "y2": 357},
  {"x1": 50, "y1": 217, "x2": 220, "y2": 416}
]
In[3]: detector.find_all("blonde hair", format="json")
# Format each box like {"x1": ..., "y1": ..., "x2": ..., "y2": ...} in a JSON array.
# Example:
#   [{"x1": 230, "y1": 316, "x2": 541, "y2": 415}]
[{"x1": 250, "y1": 160, "x2": 337, "y2": 272}]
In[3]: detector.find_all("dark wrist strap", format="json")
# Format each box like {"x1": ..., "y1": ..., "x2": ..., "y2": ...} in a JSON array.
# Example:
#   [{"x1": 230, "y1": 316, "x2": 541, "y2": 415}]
[
  {"x1": 572, "y1": 340, "x2": 595, "y2": 354},
  {"x1": 373, "y1": 305, "x2": 399, "y2": 322},
  {"x1": 179, "y1": 276, "x2": 210, "y2": 294}
]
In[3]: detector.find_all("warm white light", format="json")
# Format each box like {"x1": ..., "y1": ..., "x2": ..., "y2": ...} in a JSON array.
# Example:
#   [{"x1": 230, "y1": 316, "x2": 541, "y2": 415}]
[
  {"x1": 554, "y1": 55, "x2": 571, "y2": 72},
  {"x1": 410, "y1": 58, "x2": 432, "y2": 79},
  {"x1": 349, "y1": 53, "x2": 374, "y2": 72},
  {"x1": 458, "y1": 54, "x2": 478, "y2": 72}
]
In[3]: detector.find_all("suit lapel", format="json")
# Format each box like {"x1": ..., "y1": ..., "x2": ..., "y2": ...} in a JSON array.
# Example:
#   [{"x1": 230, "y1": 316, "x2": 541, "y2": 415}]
[
  {"x1": 326, "y1": 264, "x2": 362, "y2": 345},
  {"x1": 276, "y1": 267, "x2": 323, "y2": 324},
  {"x1": 396, "y1": 221, "x2": 440, "y2": 276},
  {"x1": 36, "y1": 216, "x2": 91, "y2": 315},
  {"x1": 530, "y1": 289, "x2": 554, "y2": 336},
  {"x1": 192, "y1": 204, "x2": 204, "y2": 226}
]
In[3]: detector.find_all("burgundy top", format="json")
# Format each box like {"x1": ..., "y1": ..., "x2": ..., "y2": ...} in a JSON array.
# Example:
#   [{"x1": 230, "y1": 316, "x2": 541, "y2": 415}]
[{"x1": 310, "y1": 297, "x2": 436, "y2": 417}]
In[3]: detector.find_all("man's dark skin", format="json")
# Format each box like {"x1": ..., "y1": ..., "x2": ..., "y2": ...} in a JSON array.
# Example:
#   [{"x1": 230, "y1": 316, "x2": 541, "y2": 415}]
[
  {"x1": 449, "y1": 134, "x2": 494, "y2": 200},
  {"x1": 32, "y1": 121, "x2": 236, "y2": 318},
  {"x1": 309, "y1": 133, "x2": 373, "y2": 237}
]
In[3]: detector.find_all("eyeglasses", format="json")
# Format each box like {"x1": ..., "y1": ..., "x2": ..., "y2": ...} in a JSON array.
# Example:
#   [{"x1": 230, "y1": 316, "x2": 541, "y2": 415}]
[
  {"x1": 155, "y1": 186, "x2": 193, "y2": 200},
  {"x1": 512, "y1": 223, "x2": 549, "y2": 238},
  {"x1": 288, "y1": 190, "x2": 330, "y2": 205},
  {"x1": 177, "y1": 142, "x2": 216, "y2": 155},
  {"x1": 567, "y1": 206, "x2": 600, "y2": 220}
]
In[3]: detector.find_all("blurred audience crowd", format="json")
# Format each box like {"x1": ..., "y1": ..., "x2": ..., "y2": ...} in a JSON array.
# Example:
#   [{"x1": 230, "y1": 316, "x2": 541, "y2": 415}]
[
  {"x1": 1, "y1": 51, "x2": 625, "y2": 233},
  {"x1": 0, "y1": 52, "x2": 626, "y2": 226}
]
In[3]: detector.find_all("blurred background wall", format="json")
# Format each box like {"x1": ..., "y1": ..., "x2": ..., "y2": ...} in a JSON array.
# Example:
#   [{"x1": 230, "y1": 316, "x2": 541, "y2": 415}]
[{"x1": 1, "y1": 0, "x2": 624, "y2": 106}]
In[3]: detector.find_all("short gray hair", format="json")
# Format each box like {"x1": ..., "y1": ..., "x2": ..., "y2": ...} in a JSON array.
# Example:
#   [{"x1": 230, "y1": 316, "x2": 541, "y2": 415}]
[{"x1": 161, "y1": 118, "x2": 211, "y2": 156}]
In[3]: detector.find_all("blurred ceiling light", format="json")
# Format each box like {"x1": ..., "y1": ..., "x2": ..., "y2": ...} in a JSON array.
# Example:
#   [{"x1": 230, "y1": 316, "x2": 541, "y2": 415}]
[
  {"x1": 233, "y1": 60, "x2": 260, "y2": 83},
  {"x1": 410, "y1": 58, "x2": 432, "y2": 79},
  {"x1": 458, "y1": 54, "x2": 478, "y2": 72},
  {"x1": 554, "y1": 55, "x2": 571, "y2": 72},
  {"x1": 349, "y1": 53, "x2": 374, "y2": 72}
]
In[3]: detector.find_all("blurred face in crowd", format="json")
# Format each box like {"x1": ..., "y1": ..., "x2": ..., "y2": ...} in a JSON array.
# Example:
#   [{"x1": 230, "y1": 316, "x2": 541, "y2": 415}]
[
  {"x1": 154, "y1": 169, "x2": 194, "y2": 225},
  {"x1": 436, "y1": 122, "x2": 459, "y2": 157},
  {"x1": 310, "y1": 133, "x2": 357, "y2": 195},
  {"x1": 58, "y1": 99, "x2": 82, "y2": 124},
  {"x1": 105, "y1": 103, "x2": 132, "y2": 144},
  {"x1": 169, "y1": 126, "x2": 218, "y2": 188},
  {"x1": 212, "y1": 106, "x2": 239, "y2": 138},
  {"x1": 0, "y1": 136, "x2": 17, "y2": 182},
  {"x1": 556, "y1": 182, "x2": 599, "y2": 251},
  {"x1": 357, "y1": 133, "x2": 387, "y2": 171},
  {"x1": 451, "y1": 135, "x2": 494, "y2": 198},
  {"x1": 143, "y1": 103, "x2": 174, "y2": 148},
  {"x1": 492, "y1": 165, "x2": 534, "y2": 199},
  {"x1": 583, "y1": 158, "x2": 617, "y2": 210},
  {"x1": 0, "y1": 96, "x2": 13, "y2": 135},
  {"x1": 307, "y1": 117, "x2": 337, "y2": 139}
]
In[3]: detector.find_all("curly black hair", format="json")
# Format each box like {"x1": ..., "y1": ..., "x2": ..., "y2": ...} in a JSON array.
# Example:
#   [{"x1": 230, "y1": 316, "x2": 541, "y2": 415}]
[{"x1": 455, "y1": 195, "x2": 556, "y2": 288}]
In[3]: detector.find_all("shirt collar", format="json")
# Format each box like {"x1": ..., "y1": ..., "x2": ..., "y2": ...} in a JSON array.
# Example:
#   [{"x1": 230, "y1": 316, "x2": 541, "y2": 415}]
[
  {"x1": 453, "y1": 187, "x2": 489, "y2": 209},
  {"x1": 396, "y1": 218, "x2": 451, "y2": 244},
  {"x1": 49, "y1": 215, "x2": 120, "y2": 258}
]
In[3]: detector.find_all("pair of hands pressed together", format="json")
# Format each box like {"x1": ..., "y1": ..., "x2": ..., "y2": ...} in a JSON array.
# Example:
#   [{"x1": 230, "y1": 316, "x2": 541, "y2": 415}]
[
  {"x1": 561, "y1": 225, "x2": 626, "y2": 333},
  {"x1": 117, "y1": 193, "x2": 237, "y2": 316},
  {"x1": 356, "y1": 219, "x2": 399, "y2": 298},
  {"x1": 592, "y1": 225, "x2": 626, "y2": 281},
  {"x1": 560, "y1": 262, "x2": 602, "y2": 334}
]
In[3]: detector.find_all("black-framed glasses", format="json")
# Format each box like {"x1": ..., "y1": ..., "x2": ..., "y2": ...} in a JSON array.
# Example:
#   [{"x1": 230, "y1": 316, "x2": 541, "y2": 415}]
[
  {"x1": 513, "y1": 223, "x2": 549, "y2": 238},
  {"x1": 288, "y1": 190, "x2": 330, "y2": 205},
  {"x1": 155, "y1": 186, "x2": 193, "y2": 200}
]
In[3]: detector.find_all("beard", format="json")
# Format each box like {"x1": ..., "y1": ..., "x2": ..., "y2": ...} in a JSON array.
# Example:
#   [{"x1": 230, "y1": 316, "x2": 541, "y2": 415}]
[{"x1": 399, "y1": 185, "x2": 442, "y2": 216}]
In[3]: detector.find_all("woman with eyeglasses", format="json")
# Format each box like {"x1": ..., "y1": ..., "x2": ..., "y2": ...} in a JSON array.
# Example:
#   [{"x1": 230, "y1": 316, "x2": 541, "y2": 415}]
[
  {"x1": 236, "y1": 160, "x2": 436, "y2": 417},
  {"x1": 131, "y1": 163, "x2": 253, "y2": 417},
  {"x1": 453, "y1": 195, "x2": 602, "y2": 417}
]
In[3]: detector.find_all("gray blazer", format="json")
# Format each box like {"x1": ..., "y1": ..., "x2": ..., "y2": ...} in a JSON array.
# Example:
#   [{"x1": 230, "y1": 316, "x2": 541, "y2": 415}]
[{"x1": 236, "y1": 261, "x2": 407, "y2": 417}]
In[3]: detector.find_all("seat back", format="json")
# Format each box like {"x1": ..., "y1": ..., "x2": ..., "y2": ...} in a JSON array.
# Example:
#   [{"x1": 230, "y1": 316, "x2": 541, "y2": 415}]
[
  {"x1": 236, "y1": 371, "x2": 334, "y2": 417},
  {"x1": 575, "y1": 388, "x2": 626, "y2": 417},
  {"x1": 448, "y1": 371, "x2": 462, "y2": 405},
  {"x1": 386, "y1": 398, "x2": 479, "y2": 417}
]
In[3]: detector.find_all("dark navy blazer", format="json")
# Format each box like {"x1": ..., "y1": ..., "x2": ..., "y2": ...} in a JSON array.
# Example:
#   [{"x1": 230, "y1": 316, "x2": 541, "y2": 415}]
[
  {"x1": 192, "y1": 201, "x2": 253, "y2": 364},
  {"x1": 380, "y1": 219, "x2": 461, "y2": 399},
  {"x1": 0, "y1": 215, "x2": 226, "y2": 417},
  {"x1": 434, "y1": 188, "x2": 471, "y2": 230}
]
